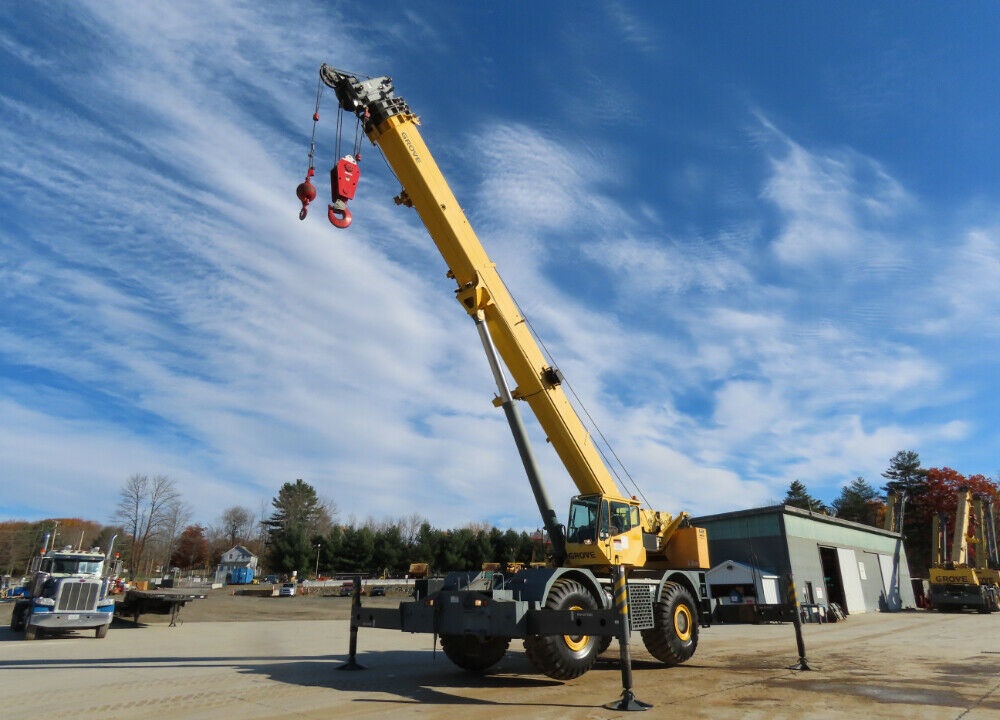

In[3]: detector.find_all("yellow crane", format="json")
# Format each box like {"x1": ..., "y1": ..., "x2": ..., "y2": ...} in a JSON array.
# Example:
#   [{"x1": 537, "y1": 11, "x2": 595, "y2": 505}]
[
  {"x1": 303, "y1": 66, "x2": 710, "y2": 679},
  {"x1": 928, "y1": 488, "x2": 999, "y2": 612}
]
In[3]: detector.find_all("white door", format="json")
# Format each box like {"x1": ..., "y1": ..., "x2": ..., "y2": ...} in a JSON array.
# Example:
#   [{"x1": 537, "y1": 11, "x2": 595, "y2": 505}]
[
  {"x1": 878, "y1": 553, "x2": 902, "y2": 611},
  {"x1": 761, "y1": 577, "x2": 780, "y2": 604},
  {"x1": 836, "y1": 547, "x2": 867, "y2": 613}
]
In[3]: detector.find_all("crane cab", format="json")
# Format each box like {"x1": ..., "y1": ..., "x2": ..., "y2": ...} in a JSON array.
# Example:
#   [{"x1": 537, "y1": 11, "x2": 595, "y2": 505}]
[{"x1": 565, "y1": 494, "x2": 648, "y2": 569}]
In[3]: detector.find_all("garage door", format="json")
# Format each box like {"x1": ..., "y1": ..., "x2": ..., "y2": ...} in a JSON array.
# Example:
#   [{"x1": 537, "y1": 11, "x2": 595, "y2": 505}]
[{"x1": 836, "y1": 547, "x2": 867, "y2": 613}]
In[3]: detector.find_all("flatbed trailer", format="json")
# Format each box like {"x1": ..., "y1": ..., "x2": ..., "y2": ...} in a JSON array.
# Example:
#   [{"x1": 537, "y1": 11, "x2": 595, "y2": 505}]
[{"x1": 115, "y1": 589, "x2": 206, "y2": 627}]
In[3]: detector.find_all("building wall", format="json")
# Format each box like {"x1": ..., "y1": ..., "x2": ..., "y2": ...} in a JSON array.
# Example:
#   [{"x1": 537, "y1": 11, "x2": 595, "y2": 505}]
[
  {"x1": 695, "y1": 506, "x2": 916, "y2": 615},
  {"x1": 696, "y1": 512, "x2": 790, "y2": 574},
  {"x1": 783, "y1": 533, "x2": 828, "y2": 604},
  {"x1": 782, "y1": 513, "x2": 915, "y2": 613}
]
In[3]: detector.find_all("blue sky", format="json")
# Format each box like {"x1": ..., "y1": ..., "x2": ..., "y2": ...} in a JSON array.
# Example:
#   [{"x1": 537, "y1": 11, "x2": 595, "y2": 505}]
[{"x1": 2, "y1": 2, "x2": 998, "y2": 530}]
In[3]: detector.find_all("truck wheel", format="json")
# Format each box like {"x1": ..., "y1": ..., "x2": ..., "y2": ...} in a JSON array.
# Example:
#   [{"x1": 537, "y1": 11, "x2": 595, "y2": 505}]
[
  {"x1": 10, "y1": 604, "x2": 26, "y2": 632},
  {"x1": 96, "y1": 624, "x2": 109, "y2": 638},
  {"x1": 641, "y1": 581, "x2": 698, "y2": 666},
  {"x1": 440, "y1": 634, "x2": 509, "y2": 673},
  {"x1": 523, "y1": 578, "x2": 600, "y2": 680},
  {"x1": 24, "y1": 624, "x2": 37, "y2": 641}
]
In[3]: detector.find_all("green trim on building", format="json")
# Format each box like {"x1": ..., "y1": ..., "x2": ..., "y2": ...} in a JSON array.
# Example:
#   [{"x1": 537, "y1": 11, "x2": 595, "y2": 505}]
[
  {"x1": 697, "y1": 513, "x2": 782, "y2": 541},
  {"x1": 782, "y1": 514, "x2": 901, "y2": 554}
]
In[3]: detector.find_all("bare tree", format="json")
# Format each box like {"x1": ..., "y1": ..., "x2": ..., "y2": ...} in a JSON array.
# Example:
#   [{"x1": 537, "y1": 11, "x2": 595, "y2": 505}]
[
  {"x1": 398, "y1": 513, "x2": 427, "y2": 546},
  {"x1": 113, "y1": 474, "x2": 181, "y2": 579},
  {"x1": 157, "y1": 499, "x2": 193, "y2": 573},
  {"x1": 321, "y1": 495, "x2": 340, "y2": 527},
  {"x1": 219, "y1": 505, "x2": 256, "y2": 547}
]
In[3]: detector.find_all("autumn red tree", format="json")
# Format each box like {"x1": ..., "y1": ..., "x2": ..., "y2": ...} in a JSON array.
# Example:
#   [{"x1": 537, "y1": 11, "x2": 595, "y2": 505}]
[
  {"x1": 170, "y1": 525, "x2": 209, "y2": 570},
  {"x1": 915, "y1": 468, "x2": 999, "y2": 567},
  {"x1": 918, "y1": 468, "x2": 999, "y2": 519}
]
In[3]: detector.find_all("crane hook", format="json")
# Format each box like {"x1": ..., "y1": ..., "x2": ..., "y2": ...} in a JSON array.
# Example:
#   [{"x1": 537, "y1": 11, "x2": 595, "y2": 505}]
[
  {"x1": 327, "y1": 155, "x2": 360, "y2": 230},
  {"x1": 328, "y1": 202, "x2": 352, "y2": 229},
  {"x1": 296, "y1": 167, "x2": 317, "y2": 220}
]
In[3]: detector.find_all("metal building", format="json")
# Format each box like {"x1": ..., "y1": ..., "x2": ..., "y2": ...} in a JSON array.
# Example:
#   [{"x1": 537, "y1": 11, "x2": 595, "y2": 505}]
[{"x1": 692, "y1": 504, "x2": 916, "y2": 614}]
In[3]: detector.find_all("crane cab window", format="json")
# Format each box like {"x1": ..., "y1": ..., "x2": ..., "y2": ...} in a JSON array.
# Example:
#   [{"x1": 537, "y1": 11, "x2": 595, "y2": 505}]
[
  {"x1": 567, "y1": 496, "x2": 599, "y2": 544},
  {"x1": 602, "y1": 500, "x2": 638, "y2": 537}
]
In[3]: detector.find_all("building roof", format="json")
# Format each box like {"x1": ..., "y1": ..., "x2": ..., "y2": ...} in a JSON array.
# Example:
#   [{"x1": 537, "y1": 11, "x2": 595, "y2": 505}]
[
  {"x1": 691, "y1": 503, "x2": 900, "y2": 539},
  {"x1": 221, "y1": 545, "x2": 257, "y2": 560}
]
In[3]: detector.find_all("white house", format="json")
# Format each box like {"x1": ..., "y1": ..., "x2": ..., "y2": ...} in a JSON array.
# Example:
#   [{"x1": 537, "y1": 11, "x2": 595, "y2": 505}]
[{"x1": 215, "y1": 545, "x2": 259, "y2": 584}]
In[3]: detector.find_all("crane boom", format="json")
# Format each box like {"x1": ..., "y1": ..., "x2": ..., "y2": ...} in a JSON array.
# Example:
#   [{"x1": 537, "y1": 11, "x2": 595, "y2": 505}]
[
  {"x1": 321, "y1": 66, "x2": 619, "y2": 499},
  {"x1": 319, "y1": 66, "x2": 701, "y2": 571}
]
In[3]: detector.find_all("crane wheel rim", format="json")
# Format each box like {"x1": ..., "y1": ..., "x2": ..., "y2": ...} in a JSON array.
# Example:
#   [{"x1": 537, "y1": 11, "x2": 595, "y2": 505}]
[
  {"x1": 673, "y1": 604, "x2": 693, "y2": 641},
  {"x1": 562, "y1": 604, "x2": 589, "y2": 651}
]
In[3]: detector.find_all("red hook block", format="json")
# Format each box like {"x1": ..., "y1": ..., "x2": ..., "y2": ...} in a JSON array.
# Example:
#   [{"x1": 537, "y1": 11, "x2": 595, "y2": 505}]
[{"x1": 328, "y1": 155, "x2": 360, "y2": 229}]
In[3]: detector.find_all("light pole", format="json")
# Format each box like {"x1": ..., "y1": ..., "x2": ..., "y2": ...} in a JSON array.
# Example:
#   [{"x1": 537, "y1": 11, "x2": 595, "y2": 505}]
[{"x1": 314, "y1": 543, "x2": 322, "y2": 579}]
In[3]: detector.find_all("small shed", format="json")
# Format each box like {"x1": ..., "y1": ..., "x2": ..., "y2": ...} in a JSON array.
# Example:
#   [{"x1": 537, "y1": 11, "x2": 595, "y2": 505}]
[{"x1": 707, "y1": 560, "x2": 782, "y2": 606}]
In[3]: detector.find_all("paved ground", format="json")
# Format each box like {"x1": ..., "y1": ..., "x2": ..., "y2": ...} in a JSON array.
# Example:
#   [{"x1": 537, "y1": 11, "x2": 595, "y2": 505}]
[{"x1": 2, "y1": 596, "x2": 999, "y2": 719}]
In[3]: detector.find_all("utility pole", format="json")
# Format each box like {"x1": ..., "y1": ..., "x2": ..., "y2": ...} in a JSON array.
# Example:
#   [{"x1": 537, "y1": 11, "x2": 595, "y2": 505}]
[{"x1": 314, "y1": 543, "x2": 322, "y2": 579}]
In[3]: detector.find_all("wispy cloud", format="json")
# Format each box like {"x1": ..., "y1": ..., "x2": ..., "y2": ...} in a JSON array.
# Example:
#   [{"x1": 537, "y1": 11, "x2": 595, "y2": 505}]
[
  {"x1": 921, "y1": 226, "x2": 1000, "y2": 336},
  {"x1": 2, "y1": 2, "x2": 998, "y2": 532},
  {"x1": 756, "y1": 113, "x2": 912, "y2": 269}
]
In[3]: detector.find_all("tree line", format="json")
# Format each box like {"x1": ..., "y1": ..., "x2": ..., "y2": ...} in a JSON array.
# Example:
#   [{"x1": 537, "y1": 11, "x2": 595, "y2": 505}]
[
  {"x1": 263, "y1": 479, "x2": 542, "y2": 578},
  {"x1": 3, "y1": 451, "x2": 997, "y2": 581},
  {"x1": 0, "y1": 475, "x2": 544, "y2": 580}
]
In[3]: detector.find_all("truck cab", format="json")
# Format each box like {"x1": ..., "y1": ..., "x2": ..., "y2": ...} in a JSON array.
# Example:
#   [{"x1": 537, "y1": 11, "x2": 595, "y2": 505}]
[{"x1": 10, "y1": 547, "x2": 116, "y2": 640}]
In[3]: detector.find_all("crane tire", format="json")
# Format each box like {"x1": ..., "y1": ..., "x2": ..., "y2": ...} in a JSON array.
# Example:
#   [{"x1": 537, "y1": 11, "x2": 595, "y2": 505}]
[
  {"x1": 440, "y1": 634, "x2": 509, "y2": 673},
  {"x1": 523, "y1": 578, "x2": 600, "y2": 680},
  {"x1": 641, "y1": 580, "x2": 698, "y2": 666}
]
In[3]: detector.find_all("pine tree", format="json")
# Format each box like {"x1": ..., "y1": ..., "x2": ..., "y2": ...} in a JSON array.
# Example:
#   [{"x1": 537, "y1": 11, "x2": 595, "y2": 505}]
[
  {"x1": 880, "y1": 450, "x2": 929, "y2": 574},
  {"x1": 881, "y1": 450, "x2": 927, "y2": 498},
  {"x1": 784, "y1": 480, "x2": 826, "y2": 512},
  {"x1": 831, "y1": 477, "x2": 881, "y2": 525},
  {"x1": 265, "y1": 479, "x2": 332, "y2": 574}
]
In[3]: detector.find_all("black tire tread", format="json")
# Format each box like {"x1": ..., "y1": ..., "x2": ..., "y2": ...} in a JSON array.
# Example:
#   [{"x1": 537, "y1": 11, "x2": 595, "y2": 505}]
[
  {"x1": 640, "y1": 580, "x2": 698, "y2": 666},
  {"x1": 10, "y1": 603, "x2": 27, "y2": 632},
  {"x1": 440, "y1": 634, "x2": 509, "y2": 673},
  {"x1": 523, "y1": 578, "x2": 600, "y2": 680}
]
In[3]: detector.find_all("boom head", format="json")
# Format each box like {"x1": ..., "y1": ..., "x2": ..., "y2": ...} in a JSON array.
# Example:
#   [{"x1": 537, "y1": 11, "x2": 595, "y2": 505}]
[{"x1": 319, "y1": 65, "x2": 411, "y2": 128}]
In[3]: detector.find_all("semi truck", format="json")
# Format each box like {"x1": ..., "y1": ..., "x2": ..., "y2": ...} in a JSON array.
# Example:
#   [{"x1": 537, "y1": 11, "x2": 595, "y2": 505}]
[
  {"x1": 296, "y1": 66, "x2": 711, "y2": 681},
  {"x1": 9, "y1": 539, "x2": 118, "y2": 640}
]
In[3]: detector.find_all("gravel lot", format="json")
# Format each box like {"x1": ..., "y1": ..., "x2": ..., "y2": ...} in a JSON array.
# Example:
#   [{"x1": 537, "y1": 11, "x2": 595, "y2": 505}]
[{"x1": 2, "y1": 590, "x2": 999, "y2": 719}]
